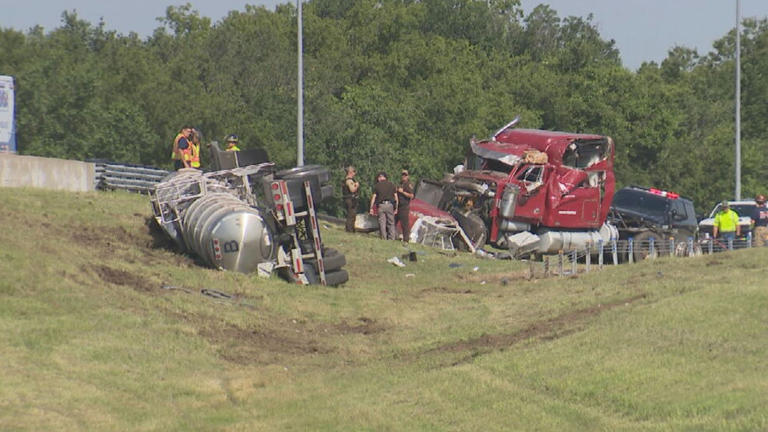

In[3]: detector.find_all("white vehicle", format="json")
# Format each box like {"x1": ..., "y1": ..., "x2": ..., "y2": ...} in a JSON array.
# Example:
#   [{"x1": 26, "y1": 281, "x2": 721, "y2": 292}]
[{"x1": 698, "y1": 200, "x2": 756, "y2": 239}]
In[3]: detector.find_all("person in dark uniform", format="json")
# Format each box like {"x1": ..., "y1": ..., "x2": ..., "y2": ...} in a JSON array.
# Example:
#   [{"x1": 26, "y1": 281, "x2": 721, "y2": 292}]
[
  {"x1": 396, "y1": 169, "x2": 414, "y2": 242},
  {"x1": 752, "y1": 194, "x2": 768, "y2": 246},
  {"x1": 369, "y1": 171, "x2": 398, "y2": 240},
  {"x1": 342, "y1": 166, "x2": 360, "y2": 232}
]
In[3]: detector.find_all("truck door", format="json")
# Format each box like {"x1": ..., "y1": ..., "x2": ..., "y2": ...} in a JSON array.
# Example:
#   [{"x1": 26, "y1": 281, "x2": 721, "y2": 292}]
[{"x1": 547, "y1": 170, "x2": 603, "y2": 229}]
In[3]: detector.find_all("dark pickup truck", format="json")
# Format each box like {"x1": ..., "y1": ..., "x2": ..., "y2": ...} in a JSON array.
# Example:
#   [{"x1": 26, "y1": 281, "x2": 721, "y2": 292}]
[{"x1": 608, "y1": 186, "x2": 700, "y2": 260}]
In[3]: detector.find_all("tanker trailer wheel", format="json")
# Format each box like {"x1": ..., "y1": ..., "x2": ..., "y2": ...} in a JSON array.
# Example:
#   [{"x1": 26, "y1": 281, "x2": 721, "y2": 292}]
[
  {"x1": 307, "y1": 248, "x2": 346, "y2": 272},
  {"x1": 632, "y1": 231, "x2": 661, "y2": 261},
  {"x1": 323, "y1": 269, "x2": 349, "y2": 286},
  {"x1": 278, "y1": 265, "x2": 348, "y2": 286},
  {"x1": 275, "y1": 165, "x2": 333, "y2": 208}
]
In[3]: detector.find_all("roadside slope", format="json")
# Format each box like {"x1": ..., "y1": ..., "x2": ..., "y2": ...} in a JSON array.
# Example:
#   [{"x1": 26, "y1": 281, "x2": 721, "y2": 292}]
[{"x1": 1, "y1": 187, "x2": 766, "y2": 431}]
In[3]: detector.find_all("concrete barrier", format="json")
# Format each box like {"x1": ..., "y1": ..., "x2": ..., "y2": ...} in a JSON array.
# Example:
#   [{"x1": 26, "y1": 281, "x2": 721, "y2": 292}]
[{"x1": 0, "y1": 153, "x2": 95, "y2": 192}]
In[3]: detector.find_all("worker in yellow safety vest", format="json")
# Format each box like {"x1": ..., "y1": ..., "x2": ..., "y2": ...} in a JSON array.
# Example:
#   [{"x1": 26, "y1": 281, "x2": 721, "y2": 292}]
[
  {"x1": 171, "y1": 125, "x2": 194, "y2": 170},
  {"x1": 225, "y1": 134, "x2": 241, "y2": 152},
  {"x1": 713, "y1": 200, "x2": 741, "y2": 242},
  {"x1": 188, "y1": 128, "x2": 202, "y2": 169}
]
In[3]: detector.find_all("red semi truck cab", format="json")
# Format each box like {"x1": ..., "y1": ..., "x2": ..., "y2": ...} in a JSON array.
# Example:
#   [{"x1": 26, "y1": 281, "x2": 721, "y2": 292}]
[{"x1": 410, "y1": 123, "x2": 617, "y2": 254}]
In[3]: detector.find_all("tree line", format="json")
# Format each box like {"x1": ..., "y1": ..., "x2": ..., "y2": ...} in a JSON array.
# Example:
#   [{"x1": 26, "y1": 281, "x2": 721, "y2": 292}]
[{"x1": 1, "y1": 0, "x2": 767, "y2": 215}]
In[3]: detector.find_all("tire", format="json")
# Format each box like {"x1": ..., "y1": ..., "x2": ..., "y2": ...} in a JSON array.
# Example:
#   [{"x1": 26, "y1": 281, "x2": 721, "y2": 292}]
[
  {"x1": 275, "y1": 165, "x2": 330, "y2": 183},
  {"x1": 324, "y1": 269, "x2": 349, "y2": 286},
  {"x1": 451, "y1": 210, "x2": 487, "y2": 250},
  {"x1": 280, "y1": 177, "x2": 332, "y2": 209},
  {"x1": 632, "y1": 231, "x2": 662, "y2": 261},
  {"x1": 307, "y1": 249, "x2": 346, "y2": 272},
  {"x1": 275, "y1": 165, "x2": 332, "y2": 206}
]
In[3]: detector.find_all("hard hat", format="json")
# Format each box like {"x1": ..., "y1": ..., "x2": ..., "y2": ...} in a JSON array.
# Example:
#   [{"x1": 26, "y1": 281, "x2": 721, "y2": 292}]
[
  {"x1": 721, "y1": 200, "x2": 730, "y2": 208},
  {"x1": 225, "y1": 134, "x2": 239, "y2": 143}
]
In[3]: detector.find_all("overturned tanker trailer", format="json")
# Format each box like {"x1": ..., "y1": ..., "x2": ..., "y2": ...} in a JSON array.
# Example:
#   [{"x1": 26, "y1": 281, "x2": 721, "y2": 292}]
[
  {"x1": 149, "y1": 145, "x2": 349, "y2": 286},
  {"x1": 409, "y1": 118, "x2": 618, "y2": 256}
]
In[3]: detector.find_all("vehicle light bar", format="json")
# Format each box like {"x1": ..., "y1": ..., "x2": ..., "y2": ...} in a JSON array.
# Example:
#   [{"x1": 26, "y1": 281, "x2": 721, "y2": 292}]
[{"x1": 648, "y1": 187, "x2": 679, "y2": 199}]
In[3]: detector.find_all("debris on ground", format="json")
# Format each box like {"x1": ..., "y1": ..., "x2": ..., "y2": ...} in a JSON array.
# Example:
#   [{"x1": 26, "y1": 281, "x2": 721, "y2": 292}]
[
  {"x1": 387, "y1": 256, "x2": 406, "y2": 267},
  {"x1": 161, "y1": 285, "x2": 256, "y2": 309},
  {"x1": 401, "y1": 251, "x2": 418, "y2": 262}
]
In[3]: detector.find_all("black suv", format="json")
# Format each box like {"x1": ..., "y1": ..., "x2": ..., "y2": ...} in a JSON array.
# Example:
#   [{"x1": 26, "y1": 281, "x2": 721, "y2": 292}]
[{"x1": 608, "y1": 186, "x2": 699, "y2": 260}]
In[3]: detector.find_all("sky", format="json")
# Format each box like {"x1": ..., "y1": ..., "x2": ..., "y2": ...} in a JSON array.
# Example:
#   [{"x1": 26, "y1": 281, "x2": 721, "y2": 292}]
[{"x1": 1, "y1": 1, "x2": 768, "y2": 70}]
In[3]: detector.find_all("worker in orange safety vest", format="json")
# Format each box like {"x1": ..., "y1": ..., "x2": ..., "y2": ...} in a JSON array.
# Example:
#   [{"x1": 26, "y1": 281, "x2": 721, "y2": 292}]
[{"x1": 171, "y1": 125, "x2": 194, "y2": 170}]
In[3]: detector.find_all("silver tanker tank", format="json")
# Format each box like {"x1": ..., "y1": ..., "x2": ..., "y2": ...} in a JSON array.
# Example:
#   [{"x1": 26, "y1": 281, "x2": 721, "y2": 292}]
[{"x1": 181, "y1": 193, "x2": 274, "y2": 273}]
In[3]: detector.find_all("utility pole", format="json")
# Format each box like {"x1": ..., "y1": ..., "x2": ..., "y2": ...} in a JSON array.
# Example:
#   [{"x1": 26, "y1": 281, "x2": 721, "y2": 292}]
[
  {"x1": 297, "y1": 0, "x2": 304, "y2": 166},
  {"x1": 735, "y1": 0, "x2": 741, "y2": 199}
]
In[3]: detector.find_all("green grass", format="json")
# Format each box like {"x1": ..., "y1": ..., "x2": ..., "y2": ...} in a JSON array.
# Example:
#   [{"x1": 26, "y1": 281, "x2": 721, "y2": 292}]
[{"x1": 1, "y1": 187, "x2": 767, "y2": 431}]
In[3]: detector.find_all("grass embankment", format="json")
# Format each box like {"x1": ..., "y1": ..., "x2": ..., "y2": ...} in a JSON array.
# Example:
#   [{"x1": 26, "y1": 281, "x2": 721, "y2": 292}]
[{"x1": 1, "y1": 187, "x2": 767, "y2": 431}]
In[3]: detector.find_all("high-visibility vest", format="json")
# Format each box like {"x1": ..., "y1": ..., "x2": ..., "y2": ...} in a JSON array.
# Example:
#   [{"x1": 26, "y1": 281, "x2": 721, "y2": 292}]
[
  {"x1": 226, "y1": 145, "x2": 240, "y2": 152},
  {"x1": 189, "y1": 142, "x2": 200, "y2": 168},
  {"x1": 714, "y1": 209, "x2": 739, "y2": 232},
  {"x1": 170, "y1": 133, "x2": 186, "y2": 160}
]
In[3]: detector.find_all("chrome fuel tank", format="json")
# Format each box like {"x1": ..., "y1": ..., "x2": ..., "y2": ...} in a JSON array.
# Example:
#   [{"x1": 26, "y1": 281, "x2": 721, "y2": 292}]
[{"x1": 536, "y1": 222, "x2": 618, "y2": 254}]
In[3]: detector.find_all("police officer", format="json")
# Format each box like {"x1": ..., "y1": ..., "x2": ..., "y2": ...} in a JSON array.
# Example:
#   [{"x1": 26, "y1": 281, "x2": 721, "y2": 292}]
[
  {"x1": 369, "y1": 171, "x2": 398, "y2": 240},
  {"x1": 396, "y1": 169, "x2": 414, "y2": 242},
  {"x1": 342, "y1": 166, "x2": 360, "y2": 233}
]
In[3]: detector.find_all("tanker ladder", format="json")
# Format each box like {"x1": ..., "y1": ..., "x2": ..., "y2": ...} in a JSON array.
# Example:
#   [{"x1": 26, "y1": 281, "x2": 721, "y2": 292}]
[{"x1": 270, "y1": 179, "x2": 327, "y2": 285}]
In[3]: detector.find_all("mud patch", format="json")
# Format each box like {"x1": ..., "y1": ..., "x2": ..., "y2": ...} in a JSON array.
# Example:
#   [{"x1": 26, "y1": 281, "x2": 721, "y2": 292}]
[
  {"x1": 199, "y1": 323, "x2": 333, "y2": 365},
  {"x1": 425, "y1": 293, "x2": 647, "y2": 365},
  {"x1": 91, "y1": 264, "x2": 155, "y2": 292},
  {"x1": 332, "y1": 317, "x2": 386, "y2": 335},
  {"x1": 421, "y1": 286, "x2": 474, "y2": 295},
  {"x1": 144, "y1": 216, "x2": 180, "y2": 251},
  {"x1": 71, "y1": 224, "x2": 152, "y2": 250}
]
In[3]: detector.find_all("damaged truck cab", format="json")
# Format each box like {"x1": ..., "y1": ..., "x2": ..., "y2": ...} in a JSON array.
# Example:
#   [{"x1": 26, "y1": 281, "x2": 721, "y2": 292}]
[{"x1": 412, "y1": 124, "x2": 617, "y2": 255}]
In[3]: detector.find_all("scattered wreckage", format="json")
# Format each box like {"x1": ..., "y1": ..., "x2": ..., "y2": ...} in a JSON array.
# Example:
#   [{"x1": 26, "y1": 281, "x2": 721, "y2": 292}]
[
  {"x1": 149, "y1": 143, "x2": 349, "y2": 286},
  {"x1": 407, "y1": 118, "x2": 618, "y2": 257}
]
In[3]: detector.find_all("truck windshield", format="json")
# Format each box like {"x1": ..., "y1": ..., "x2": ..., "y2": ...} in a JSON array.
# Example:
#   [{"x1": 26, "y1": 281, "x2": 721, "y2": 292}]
[
  {"x1": 466, "y1": 152, "x2": 513, "y2": 173},
  {"x1": 612, "y1": 190, "x2": 667, "y2": 219}
]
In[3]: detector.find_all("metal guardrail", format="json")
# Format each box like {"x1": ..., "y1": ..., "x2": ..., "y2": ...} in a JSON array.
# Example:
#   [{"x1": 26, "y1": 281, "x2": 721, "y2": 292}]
[
  {"x1": 93, "y1": 162, "x2": 170, "y2": 193},
  {"x1": 525, "y1": 234, "x2": 757, "y2": 279}
]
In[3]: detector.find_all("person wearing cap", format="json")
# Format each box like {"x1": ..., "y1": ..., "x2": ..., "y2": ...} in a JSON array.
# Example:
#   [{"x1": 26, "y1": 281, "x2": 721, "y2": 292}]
[
  {"x1": 189, "y1": 128, "x2": 202, "y2": 169},
  {"x1": 713, "y1": 200, "x2": 740, "y2": 243},
  {"x1": 752, "y1": 194, "x2": 768, "y2": 246},
  {"x1": 396, "y1": 169, "x2": 414, "y2": 243},
  {"x1": 369, "y1": 171, "x2": 398, "y2": 240},
  {"x1": 171, "y1": 125, "x2": 194, "y2": 170},
  {"x1": 225, "y1": 134, "x2": 240, "y2": 152},
  {"x1": 342, "y1": 166, "x2": 360, "y2": 233}
]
